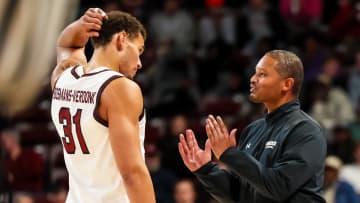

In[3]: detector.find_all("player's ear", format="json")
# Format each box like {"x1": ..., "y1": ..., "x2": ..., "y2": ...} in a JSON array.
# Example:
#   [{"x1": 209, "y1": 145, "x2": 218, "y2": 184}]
[{"x1": 115, "y1": 31, "x2": 128, "y2": 51}]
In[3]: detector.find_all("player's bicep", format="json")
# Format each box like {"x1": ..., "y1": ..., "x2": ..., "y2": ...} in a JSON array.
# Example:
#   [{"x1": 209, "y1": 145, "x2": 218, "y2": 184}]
[
  {"x1": 103, "y1": 78, "x2": 144, "y2": 174},
  {"x1": 108, "y1": 114, "x2": 143, "y2": 174}
]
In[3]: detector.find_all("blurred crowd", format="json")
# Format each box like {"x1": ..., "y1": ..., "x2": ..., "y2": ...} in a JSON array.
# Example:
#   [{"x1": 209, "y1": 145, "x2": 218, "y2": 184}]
[{"x1": 1, "y1": 0, "x2": 360, "y2": 202}]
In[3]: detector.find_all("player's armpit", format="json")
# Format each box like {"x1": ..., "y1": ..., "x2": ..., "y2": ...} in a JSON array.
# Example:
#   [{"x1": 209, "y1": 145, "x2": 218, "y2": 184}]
[{"x1": 50, "y1": 57, "x2": 85, "y2": 90}]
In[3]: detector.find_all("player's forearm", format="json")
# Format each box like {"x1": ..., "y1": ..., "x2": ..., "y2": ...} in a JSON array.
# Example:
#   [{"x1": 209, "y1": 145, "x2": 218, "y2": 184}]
[
  {"x1": 57, "y1": 20, "x2": 89, "y2": 49},
  {"x1": 122, "y1": 166, "x2": 156, "y2": 203}
]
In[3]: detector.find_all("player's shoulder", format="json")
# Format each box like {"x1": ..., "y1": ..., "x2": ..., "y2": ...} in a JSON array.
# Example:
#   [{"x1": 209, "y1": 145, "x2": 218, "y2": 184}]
[
  {"x1": 106, "y1": 76, "x2": 141, "y2": 93},
  {"x1": 102, "y1": 76, "x2": 143, "y2": 104}
]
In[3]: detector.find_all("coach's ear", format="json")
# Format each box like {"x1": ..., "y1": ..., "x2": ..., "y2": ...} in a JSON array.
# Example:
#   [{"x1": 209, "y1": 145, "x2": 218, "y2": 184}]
[
  {"x1": 282, "y1": 77, "x2": 294, "y2": 93},
  {"x1": 115, "y1": 31, "x2": 128, "y2": 51}
]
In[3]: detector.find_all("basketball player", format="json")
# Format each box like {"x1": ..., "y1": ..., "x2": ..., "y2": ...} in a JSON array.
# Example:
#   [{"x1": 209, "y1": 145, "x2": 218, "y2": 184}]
[{"x1": 50, "y1": 8, "x2": 155, "y2": 203}]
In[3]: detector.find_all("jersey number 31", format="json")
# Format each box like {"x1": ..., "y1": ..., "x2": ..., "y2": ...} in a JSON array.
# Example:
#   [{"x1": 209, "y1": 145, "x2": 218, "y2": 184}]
[{"x1": 59, "y1": 107, "x2": 90, "y2": 154}]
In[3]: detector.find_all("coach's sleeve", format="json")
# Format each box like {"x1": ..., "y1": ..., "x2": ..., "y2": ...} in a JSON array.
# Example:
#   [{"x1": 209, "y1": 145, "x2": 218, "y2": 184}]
[
  {"x1": 219, "y1": 122, "x2": 326, "y2": 202},
  {"x1": 194, "y1": 161, "x2": 240, "y2": 203}
]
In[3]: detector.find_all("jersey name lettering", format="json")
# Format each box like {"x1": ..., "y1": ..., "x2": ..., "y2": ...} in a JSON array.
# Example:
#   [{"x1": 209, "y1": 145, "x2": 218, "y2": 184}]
[{"x1": 53, "y1": 87, "x2": 96, "y2": 104}]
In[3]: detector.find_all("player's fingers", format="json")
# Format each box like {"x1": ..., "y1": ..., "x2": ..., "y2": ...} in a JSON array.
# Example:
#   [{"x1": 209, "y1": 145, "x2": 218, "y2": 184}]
[
  {"x1": 85, "y1": 9, "x2": 102, "y2": 20},
  {"x1": 93, "y1": 8, "x2": 108, "y2": 20},
  {"x1": 85, "y1": 22, "x2": 102, "y2": 31},
  {"x1": 83, "y1": 15, "x2": 103, "y2": 26},
  {"x1": 88, "y1": 31, "x2": 99, "y2": 38},
  {"x1": 86, "y1": 8, "x2": 107, "y2": 20}
]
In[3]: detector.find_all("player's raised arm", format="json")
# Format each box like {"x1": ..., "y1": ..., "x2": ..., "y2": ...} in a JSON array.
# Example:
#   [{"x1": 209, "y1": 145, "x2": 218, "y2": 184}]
[{"x1": 51, "y1": 8, "x2": 107, "y2": 89}]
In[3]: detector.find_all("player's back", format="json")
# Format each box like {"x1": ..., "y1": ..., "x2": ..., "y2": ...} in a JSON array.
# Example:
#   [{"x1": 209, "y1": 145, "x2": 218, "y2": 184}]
[{"x1": 51, "y1": 66, "x2": 145, "y2": 203}]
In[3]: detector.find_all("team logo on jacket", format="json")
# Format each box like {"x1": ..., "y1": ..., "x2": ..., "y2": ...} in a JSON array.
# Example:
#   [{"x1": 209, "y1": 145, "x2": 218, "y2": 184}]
[{"x1": 265, "y1": 141, "x2": 277, "y2": 149}]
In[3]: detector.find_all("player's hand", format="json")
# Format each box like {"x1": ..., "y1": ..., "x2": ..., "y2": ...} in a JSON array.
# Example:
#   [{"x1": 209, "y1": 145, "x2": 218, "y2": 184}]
[
  {"x1": 206, "y1": 115, "x2": 237, "y2": 160},
  {"x1": 178, "y1": 129, "x2": 212, "y2": 172},
  {"x1": 79, "y1": 8, "x2": 108, "y2": 38}
]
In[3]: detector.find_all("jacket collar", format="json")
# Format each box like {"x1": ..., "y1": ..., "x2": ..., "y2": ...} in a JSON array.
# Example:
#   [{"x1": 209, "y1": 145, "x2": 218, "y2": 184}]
[{"x1": 265, "y1": 99, "x2": 300, "y2": 124}]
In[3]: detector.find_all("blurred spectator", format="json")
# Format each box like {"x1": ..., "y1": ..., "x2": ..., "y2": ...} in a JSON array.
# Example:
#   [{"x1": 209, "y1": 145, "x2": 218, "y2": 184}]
[
  {"x1": 280, "y1": 0, "x2": 322, "y2": 26},
  {"x1": 348, "y1": 49, "x2": 360, "y2": 109},
  {"x1": 210, "y1": 71, "x2": 244, "y2": 98},
  {"x1": 309, "y1": 75, "x2": 354, "y2": 134},
  {"x1": 322, "y1": 1, "x2": 340, "y2": 25},
  {"x1": 328, "y1": 125, "x2": 356, "y2": 164},
  {"x1": 46, "y1": 179, "x2": 68, "y2": 203},
  {"x1": 13, "y1": 192, "x2": 34, "y2": 203},
  {"x1": 324, "y1": 156, "x2": 358, "y2": 203},
  {"x1": 158, "y1": 114, "x2": 193, "y2": 178},
  {"x1": 0, "y1": 129, "x2": 44, "y2": 192},
  {"x1": 145, "y1": 142, "x2": 178, "y2": 203},
  {"x1": 317, "y1": 54, "x2": 350, "y2": 89},
  {"x1": 329, "y1": 0, "x2": 360, "y2": 41},
  {"x1": 238, "y1": 0, "x2": 287, "y2": 54},
  {"x1": 149, "y1": 0, "x2": 194, "y2": 56},
  {"x1": 174, "y1": 178, "x2": 197, "y2": 203},
  {"x1": 198, "y1": 0, "x2": 236, "y2": 50},
  {"x1": 340, "y1": 143, "x2": 360, "y2": 196},
  {"x1": 349, "y1": 102, "x2": 360, "y2": 142},
  {"x1": 118, "y1": 0, "x2": 150, "y2": 24},
  {"x1": 150, "y1": 57, "x2": 199, "y2": 116},
  {"x1": 299, "y1": 31, "x2": 329, "y2": 82},
  {"x1": 195, "y1": 40, "x2": 232, "y2": 94}
]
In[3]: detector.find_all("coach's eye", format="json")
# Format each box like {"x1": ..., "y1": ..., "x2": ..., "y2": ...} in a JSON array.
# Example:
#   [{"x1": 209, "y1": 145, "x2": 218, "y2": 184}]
[{"x1": 258, "y1": 73, "x2": 265, "y2": 77}]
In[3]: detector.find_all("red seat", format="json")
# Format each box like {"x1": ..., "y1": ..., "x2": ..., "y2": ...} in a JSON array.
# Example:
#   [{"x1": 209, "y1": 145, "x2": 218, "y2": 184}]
[{"x1": 202, "y1": 98, "x2": 241, "y2": 116}]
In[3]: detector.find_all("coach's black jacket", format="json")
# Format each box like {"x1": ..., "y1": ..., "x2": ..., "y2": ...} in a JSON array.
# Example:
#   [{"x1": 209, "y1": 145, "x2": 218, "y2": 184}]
[{"x1": 194, "y1": 100, "x2": 326, "y2": 203}]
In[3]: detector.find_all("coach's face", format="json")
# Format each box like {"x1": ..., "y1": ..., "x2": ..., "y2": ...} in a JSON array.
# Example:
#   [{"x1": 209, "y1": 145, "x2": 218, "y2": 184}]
[{"x1": 249, "y1": 55, "x2": 285, "y2": 104}]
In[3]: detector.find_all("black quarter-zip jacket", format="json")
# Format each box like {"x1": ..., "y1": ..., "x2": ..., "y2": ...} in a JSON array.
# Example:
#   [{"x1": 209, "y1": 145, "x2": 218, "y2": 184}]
[{"x1": 194, "y1": 100, "x2": 326, "y2": 203}]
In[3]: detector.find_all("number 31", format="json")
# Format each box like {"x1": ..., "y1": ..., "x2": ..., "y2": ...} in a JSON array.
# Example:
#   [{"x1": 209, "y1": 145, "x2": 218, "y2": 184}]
[{"x1": 59, "y1": 107, "x2": 90, "y2": 154}]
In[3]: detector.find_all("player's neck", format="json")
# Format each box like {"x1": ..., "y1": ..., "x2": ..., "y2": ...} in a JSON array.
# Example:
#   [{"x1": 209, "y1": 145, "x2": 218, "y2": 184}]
[{"x1": 87, "y1": 48, "x2": 118, "y2": 73}]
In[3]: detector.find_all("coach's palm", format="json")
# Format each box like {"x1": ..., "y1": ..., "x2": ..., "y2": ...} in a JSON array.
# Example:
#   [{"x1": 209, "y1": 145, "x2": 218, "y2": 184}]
[{"x1": 178, "y1": 129, "x2": 212, "y2": 172}]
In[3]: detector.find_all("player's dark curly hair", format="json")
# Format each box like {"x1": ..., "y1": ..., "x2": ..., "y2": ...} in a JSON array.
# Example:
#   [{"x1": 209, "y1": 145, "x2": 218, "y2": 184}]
[{"x1": 90, "y1": 11, "x2": 146, "y2": 48}]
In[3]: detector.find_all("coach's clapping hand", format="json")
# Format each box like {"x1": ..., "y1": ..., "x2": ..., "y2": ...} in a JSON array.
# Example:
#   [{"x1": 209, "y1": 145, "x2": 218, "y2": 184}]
[
  {"x1": 206, "y1": 115, "x2": 237, "y2": 160},
  {"x1": 178, "y1": 130, "x2": 212, "y2": 172}
]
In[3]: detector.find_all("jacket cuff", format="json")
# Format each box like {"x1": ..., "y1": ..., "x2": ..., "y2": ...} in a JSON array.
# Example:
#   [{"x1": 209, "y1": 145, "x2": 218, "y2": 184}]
[
  {"x1": 219, "y1": 147, "x2": 238, "y2": 164},
  {"x1": 193, "y1": 161, "x2": 216, "y2": 175}
]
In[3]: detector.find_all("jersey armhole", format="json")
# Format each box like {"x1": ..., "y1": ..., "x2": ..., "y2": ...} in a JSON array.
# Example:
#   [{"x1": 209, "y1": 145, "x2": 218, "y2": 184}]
[
  {"x1": 52, "y1": 65, "x2": 79, "y2": 93},
  {"x1": 93, "y1": 75, "x2": 123, "y2": 127}
]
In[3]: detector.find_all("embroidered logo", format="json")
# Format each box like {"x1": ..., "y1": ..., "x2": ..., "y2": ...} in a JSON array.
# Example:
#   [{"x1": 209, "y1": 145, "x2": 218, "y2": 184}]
[
  {"x1": 246, "y1": 143, "x2": 251, "y2": 150},
  {"x1": 265, "y1": 141, "x2": 277, "y2": 149}
]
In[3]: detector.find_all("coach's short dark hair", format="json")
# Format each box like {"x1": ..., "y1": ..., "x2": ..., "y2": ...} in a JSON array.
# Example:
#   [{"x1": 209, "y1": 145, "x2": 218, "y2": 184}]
[
  {"x1": 266, "y1": 50, "x2": 304, "y2": 97},
  {"x1": 90, "y1": 11, "x2": 146, "y2": 48}
]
